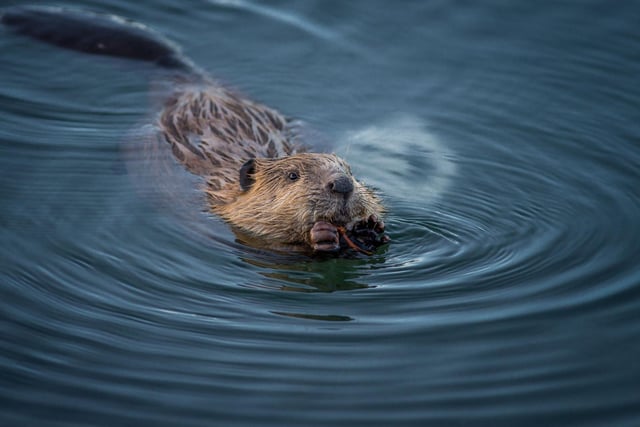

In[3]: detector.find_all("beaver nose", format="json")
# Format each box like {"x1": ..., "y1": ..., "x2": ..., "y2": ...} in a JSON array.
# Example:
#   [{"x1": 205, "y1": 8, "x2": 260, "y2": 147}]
[{"x1": 329, "y1": 175, "x2": 354, "y2": 195}]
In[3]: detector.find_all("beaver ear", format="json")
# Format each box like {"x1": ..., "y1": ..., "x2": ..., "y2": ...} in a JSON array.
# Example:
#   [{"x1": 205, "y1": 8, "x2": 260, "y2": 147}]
[{"x1": 239, "y1": 158, "x2": 256, "y2": 191}]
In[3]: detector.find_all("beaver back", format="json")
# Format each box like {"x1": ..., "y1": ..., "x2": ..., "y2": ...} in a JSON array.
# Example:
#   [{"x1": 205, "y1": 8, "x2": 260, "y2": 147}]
[{"x1": 159, "y1": 84, "x2": 302, "y2": 204}]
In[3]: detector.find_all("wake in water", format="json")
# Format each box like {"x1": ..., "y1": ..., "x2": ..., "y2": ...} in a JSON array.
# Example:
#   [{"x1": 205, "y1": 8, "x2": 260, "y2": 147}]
[
  {"x1": 340, "y1": 114, "x2": 459, "y2": 243},
  {"x1": 341, "y1": 114, "x2": 457, "y2": 204}
]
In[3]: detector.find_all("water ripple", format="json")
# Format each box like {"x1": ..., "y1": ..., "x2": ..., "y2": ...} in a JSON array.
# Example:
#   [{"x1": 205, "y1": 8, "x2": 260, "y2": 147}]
[{"x1": 2, "y1": 1, "x2": 640, "y2": 426}]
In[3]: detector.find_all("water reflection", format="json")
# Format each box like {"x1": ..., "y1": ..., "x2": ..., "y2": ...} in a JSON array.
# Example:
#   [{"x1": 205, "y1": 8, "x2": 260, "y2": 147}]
[
  {"x1": 271, "y1": 311, "x2": 354, "y2": 321},
  {"x1": 241, "y1": 250, "x2": 388, "y2": 292},
  {"x1": 2, "y1": 1, "x2": 640, "y2": 426}
]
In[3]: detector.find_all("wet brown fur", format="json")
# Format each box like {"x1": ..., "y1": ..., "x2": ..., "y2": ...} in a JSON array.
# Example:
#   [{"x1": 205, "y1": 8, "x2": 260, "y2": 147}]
[
  {"x1": 0, "y1": 5, "x2": 384, "y2": 249},
  {"x1": 159, "y1": 81, "x2": 383, "y2": 247}
]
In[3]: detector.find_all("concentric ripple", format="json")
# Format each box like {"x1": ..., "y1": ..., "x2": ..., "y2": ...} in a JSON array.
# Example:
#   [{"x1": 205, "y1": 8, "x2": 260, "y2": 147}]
[{"x1": 2, "y1": 1, "x2": 640, "y2": 427}]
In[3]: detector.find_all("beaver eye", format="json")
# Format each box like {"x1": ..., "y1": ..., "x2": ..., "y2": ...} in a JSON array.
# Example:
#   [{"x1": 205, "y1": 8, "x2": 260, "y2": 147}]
[{"x1": 287, "y1": 171, "x2": 300, "y2": 181}]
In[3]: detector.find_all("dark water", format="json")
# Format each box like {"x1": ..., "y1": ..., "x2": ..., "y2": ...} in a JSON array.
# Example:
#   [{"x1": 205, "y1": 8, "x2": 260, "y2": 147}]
[{"x1": 2, "y1": 1, "x2": 640, "y2": 426}]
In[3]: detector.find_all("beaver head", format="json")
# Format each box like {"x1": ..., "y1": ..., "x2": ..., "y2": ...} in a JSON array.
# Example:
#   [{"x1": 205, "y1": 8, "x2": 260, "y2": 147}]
[{"x1": 213, "y1": 153, "x2": 384, "y2": 251}]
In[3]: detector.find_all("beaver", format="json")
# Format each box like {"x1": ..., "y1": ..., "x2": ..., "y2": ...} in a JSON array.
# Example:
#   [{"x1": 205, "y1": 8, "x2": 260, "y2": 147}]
[{"x1": 2, "y1": 5, "x2": 389, "y2": 254}]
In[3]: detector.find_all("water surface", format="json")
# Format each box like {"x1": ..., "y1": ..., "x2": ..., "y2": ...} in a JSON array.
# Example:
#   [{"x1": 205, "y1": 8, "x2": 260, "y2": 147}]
[{"x1": 1, "y1": 1, "x2": 640, "y2": 426}]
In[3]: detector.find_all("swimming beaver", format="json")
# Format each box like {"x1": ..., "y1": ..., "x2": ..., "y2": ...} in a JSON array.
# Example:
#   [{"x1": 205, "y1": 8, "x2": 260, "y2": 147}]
[{"x1": 2, "y1": 5, "x2": 389, "y2": 254}]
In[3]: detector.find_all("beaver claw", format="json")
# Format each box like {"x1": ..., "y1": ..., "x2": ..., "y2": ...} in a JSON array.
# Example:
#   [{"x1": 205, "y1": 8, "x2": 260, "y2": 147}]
[
  {"x1": 311, "y1": 216, "x2": 389, "y2": 255},
  {"x1": 357, "y1": 214, "x2": 386, "y2": 234},
  {"x1": 351, "y1": 215, "x2": 388, "y2": 240},
  {"x1": 310, "y1": 221, "x2": 340, "y2": 252},
  {"x1": 343, "y1": 215, "x2": 390, "y2": 253}
]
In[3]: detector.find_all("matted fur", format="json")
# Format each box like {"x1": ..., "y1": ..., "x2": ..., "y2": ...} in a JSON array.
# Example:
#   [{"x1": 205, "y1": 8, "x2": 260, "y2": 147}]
[
  {"x1": 216, "y1": 153, "x2": 383, "y2": 245},
  {"x1": 0, "y1": 5, "x2": 385, "y2": 250},
  {"x1": 159, "y1": 83, "x2": 384, "y2": 247}
]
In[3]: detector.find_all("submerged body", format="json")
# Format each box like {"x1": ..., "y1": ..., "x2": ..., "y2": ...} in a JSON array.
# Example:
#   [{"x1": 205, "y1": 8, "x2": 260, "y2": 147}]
[
  {"x1": 160, "y1": 86, "x2": 385, "y2": 250},
  {"x1": 2, "y1": 5, "x2": 388, "y2": 253}
]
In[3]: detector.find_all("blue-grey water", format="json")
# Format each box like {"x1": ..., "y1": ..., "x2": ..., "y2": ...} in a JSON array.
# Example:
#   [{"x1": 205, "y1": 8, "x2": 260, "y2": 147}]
[{"x1": 1, "y1": 1, "x2": 640, "y2": 426}]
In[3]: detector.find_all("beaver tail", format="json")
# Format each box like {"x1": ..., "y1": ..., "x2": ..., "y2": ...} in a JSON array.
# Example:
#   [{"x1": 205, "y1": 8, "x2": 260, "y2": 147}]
[{"x1": 2, "y1": 5, "x2": 203, "y2": 78}]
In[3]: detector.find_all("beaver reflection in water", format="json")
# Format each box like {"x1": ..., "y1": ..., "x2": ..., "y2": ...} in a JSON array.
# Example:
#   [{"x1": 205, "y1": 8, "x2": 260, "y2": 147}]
[{"x1": 2, "y1": 5, "x2": 389, "y2": 254}]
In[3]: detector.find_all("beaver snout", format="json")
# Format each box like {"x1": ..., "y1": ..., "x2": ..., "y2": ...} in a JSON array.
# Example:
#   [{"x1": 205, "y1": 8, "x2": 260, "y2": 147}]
[{"x1": 328, "y1": 175, "x2": 354, "y2": 196}]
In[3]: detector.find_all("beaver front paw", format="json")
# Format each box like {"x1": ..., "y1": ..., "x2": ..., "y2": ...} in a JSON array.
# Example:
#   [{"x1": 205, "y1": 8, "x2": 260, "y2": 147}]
[
  {"x1": 353, "y1": 214, "x2": 386, "y2": 236},
  {"x1": 311, "y1": 216, "x2": 389, "y2": 255},
  {"x1": 310, "y1": 221, "x2": 340, "y2": 252},
  {"x1": 341, "y1": 215, "x2": 390, "y2": 254}
]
